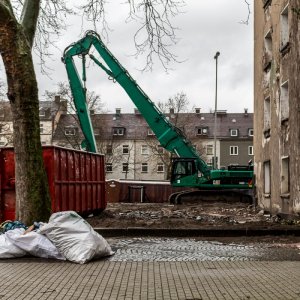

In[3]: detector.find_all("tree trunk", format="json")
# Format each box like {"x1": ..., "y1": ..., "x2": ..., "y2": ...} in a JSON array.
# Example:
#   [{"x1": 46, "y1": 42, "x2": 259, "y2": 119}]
[{"x1": 0, "y1": 9, "x2": 51, "y2": 224}]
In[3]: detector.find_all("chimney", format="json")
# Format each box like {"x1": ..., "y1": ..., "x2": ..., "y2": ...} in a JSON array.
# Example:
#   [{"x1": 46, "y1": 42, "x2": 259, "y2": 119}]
[
  {"x1": 195, "y1": 108, "x2": 201, "y2": 114},
  {"x1": 54, "y1": 95, "x2": 60, "y2": 104},
  {"x1": 115, "y1": 108, "x2": 121, "y2": 115},
  {"x1": 244, "y1": 108, "x2": 248, "y2": 116},
  {"x1": 169, "y1": 108, "x2": 175, "y2": 114},
  {"x1": 134, "y1": 108, "x2": 141, "y2": 115}
]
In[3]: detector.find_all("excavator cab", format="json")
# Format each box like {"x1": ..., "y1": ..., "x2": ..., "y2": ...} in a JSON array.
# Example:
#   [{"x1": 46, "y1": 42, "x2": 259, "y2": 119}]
[{"x1": 171, "y1": 158, "x2": 198, "y2": 184}]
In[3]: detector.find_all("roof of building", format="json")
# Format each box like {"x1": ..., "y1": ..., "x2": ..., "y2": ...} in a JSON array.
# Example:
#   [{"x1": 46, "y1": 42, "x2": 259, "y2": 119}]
[{"x1": 53, "y1": 111, "x2": 253, "y2": 141}]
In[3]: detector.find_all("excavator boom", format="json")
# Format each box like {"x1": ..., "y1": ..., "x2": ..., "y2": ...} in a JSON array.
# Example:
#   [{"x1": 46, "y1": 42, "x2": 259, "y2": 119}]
[{"x1": 62, "y1": 31, "x2": 253, "y2": 197}]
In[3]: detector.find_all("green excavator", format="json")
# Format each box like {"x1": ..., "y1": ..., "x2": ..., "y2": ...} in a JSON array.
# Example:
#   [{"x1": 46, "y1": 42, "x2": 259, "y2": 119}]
[{"x1": 62, "y1": 31, "x2": 253, "y2": 203}]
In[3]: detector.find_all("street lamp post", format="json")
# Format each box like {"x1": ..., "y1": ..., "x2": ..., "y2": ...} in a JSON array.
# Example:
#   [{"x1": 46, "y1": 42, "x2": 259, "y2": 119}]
[{"x1": 213, "y1": 51, "x2": 220, "y2": 170}]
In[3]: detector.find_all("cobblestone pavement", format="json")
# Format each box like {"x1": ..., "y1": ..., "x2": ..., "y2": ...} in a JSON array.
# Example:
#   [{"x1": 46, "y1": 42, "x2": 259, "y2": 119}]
[
  {"x1": 107, "y1": 238, "x2": 300, "y2": 262},
  {"x1": 0, "y1": 238, "x2": 300, "y2": 300}
]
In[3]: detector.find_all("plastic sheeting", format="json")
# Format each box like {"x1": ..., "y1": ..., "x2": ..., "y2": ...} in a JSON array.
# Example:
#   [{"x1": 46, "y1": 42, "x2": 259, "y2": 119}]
[{"x1": 40, "y1": 211, "x2": 114, "y2": 264}]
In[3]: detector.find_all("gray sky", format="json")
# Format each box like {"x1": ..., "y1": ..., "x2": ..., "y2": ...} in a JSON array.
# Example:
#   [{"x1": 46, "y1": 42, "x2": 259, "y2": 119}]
[{"x1": 2, "y1": 0, "x2": 254, "y2": 114}]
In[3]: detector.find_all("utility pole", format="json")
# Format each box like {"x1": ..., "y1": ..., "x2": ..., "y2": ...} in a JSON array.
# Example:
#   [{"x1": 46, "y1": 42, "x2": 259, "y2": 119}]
[{"x1": 213, "y1": 51, "x2": 220, "y2": 169}]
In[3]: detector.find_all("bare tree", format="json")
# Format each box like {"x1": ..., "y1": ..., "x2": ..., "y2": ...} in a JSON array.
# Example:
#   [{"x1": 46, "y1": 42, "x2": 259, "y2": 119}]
[
  {"x1": 0, "y1": 0, "x2": 184, "y2": 223},
  {"x1": 45, "y1": 82, "x2": 105, "y2": 114}
]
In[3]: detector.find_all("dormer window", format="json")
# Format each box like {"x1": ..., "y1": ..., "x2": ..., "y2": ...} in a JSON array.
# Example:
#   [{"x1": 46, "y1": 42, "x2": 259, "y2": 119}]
[
  {"x1": 248, "y1": 129, "x2": 254, "y2": 137},
  {"x1": 65, "y1": 127, "x2": 76, "y2": 136},
  {"x1": 230, "y1": 129, "x2": 238, "y2": 137},
  {"x1": 113, "y1": 127, "x2": 125, "y2": 136},
  {"x1": 147, "y1": 128, "x2": 155, "y2": 136},
  {"x1": 39, "y1": 109, "x2": 46, "y2": 117},
  {"x1": 196, "y1": 127, "x2": 208, "y2": 135}
]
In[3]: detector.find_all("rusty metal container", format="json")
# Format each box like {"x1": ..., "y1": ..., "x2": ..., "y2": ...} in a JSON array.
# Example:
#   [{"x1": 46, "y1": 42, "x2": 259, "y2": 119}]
[
  {"x1": 0, "y1": 146, "x2": 106, "y2": 222},
  {"x1": 106, "y1": 179, "x2": 186, "y2": 203}
]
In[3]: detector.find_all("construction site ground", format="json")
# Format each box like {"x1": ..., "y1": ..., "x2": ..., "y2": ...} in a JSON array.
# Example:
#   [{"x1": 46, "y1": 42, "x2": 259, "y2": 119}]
[{"x1": 87, "y1": 201, "x2": 300, "y2": 232}]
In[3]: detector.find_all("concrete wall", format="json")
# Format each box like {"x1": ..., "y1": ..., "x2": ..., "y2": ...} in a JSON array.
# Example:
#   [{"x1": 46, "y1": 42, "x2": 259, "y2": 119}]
[{"x1": 254, "y1": 0, "x2": 300, "y2": 215}]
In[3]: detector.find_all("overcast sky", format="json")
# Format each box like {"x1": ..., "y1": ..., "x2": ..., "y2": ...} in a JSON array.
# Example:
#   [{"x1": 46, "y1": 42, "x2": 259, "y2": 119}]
[{"x1": 1, "y1": 0, "x2": 254, "y2": 114}]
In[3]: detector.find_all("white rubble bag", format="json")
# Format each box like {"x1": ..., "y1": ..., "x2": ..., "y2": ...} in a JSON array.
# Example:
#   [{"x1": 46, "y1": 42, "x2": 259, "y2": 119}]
[
  {"x1": 39, "y1": 211, "x2": 114, "y2": 264},
  {"x1": 0, "y1": 228, "x2": 27, "y2": 258},
  {"x1": 6, "y1": 229, "x2": 65, "y2": 260}
]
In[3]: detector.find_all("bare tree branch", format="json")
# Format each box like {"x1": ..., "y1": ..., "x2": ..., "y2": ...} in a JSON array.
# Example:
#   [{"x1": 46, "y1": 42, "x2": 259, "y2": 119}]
[
  {"x1": 239, "y1": 0, "x2": 251, "y2": 25},
  {"x1": 127, "y1": 0, "x2": 185, "y2": 71}
]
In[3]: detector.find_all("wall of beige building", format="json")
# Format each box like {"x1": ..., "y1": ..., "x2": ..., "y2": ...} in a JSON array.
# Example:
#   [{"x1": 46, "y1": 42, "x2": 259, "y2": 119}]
[{"x1": 254, "y1": 0, "x2": 300, "y2": 215}]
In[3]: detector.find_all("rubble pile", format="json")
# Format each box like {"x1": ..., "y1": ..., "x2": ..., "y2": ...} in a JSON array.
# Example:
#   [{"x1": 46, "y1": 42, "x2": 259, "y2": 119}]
[{"x1": 88, "y1": 202, "x2": 297, "y2": 229}]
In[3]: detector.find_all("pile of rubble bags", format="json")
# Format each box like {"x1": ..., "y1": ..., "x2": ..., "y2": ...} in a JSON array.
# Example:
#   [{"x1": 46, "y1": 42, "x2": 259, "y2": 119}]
[{"x1": 0, "y1": 211, "x2": 114, "y2": 264}]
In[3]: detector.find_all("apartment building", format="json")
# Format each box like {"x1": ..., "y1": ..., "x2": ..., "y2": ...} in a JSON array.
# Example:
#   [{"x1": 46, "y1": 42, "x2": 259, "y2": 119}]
[
  {"x1": 53, "y1": 109, "x2": 253, "y2": 181},
  {"x1": 254, "y1": 0, "x2": 300, "y2": 215},
  {"x1": 0, "y1": 96, "x2": 67, "y2": 146}
]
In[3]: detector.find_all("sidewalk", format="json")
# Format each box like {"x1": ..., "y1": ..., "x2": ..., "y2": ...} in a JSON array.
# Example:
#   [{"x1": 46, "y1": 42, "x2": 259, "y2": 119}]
[{"x1": 0, "y1": 259, "x2": 299, "y2": 299}]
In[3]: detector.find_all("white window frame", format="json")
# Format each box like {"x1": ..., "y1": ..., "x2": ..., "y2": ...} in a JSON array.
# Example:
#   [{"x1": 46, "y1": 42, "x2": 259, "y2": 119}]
[
  {"x1": 248, "y1": 129, "x2": 254, "y2": 137},
  {"x1": 113, "y1": 127, "x2": 125, "y2": 136},
  {"x1": 65, "y1": 127, "x2": 76, "y2": 136},
  {"x1": 206, "y1": 145, "x2": 213, "y2": 155},
  {"x1": 197, "y1": 127, "x2": 208, "y2": 135},
  {"x1": 39, "y1": 123, "x2": 44, "y2": 134},
  {"x1": 106, "y1": 163, "x2": 113, "y2": 173},
  {"x1": 248, "y1": 146, "x2": 254, "y2": 156},
  {"x1": 230, "y1": 129, "x2": 238, "y2": 137},
  {"x1": 157, "y1": 163, "x2": 164, "y2": 173},
  {"x1": 141, "y1": 145, "x2": 149, "y2": 155},
  {"x1": 230, "y1": 146, "x2": 238, "y2": 156},
  {"x1": 141, "y1": 163, "x2": 148, "y2": 173},
  {"x1": 122, "y1": 145, "x2": 129, "y2": 154}
]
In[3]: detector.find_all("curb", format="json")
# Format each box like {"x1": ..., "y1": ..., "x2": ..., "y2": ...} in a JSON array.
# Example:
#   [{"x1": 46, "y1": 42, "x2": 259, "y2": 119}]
[{"x1": 94, "y1": 227, "x2": 300, "y2": 237}]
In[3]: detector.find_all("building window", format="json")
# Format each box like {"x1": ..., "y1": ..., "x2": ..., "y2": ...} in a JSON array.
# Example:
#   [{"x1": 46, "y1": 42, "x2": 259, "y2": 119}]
[
  {"x1": 65, "y1": 127, "x2": 76, "y2": 136},
  {"x1": 263, "y1": 0, "x2": 272, "y2": 9},
  {"x1": 196, "y1": 127, "x2": 208, "y2": 135},
  {"x1": 248, "y1": 146, "x2": 254, "y2": 156},
  {"x1": 264, "y1": 96, "x2": 271, "y2": 130},
  {"x1": 113, "y1": 127, "x2": 125, "y2": 136},
  {"x1": 248, "y1": 129, "x2": 254, "y2": 136},
  {"x1": 264, "y1": 161, "x2": 271, "y2": 194},
  {"x1": 206, "y1": 145, "x2": 213, "y2": 155},
  {"x1": 281, "y1": 157, "x2": 289, "y2": 195},
  {"x1": 40, "y1": 123, "x2": 44, "y2": 134},
  {"x1": 157, "y1": 163, "x2": 164, "y2": 173},
  {"x1": 147, "y1": 128, "x2": 155, "y2": 136},
  {"x1": 230, "y1": 129, "x2": 238, "y2": 137},
  {"x1": 122, "y1": 145, "x2": 129, "y2": 154},
  {"x1": 230, "y1": 146, "x2": 238, "y2": 156},
  {"x1": 39, "y1": 109, "x2": 46, "y2": 117},
  {"x1": 157, "y1": 145, "x2": 164, "y2": 154},
  {"x1": 141, "y1": 163, "x2": 148, "y2": 173},
  {"x1": 280, "y1": 5, "x2": 289, "y2": 51},
  {"x1": 280, "y1": 80, "x2": 289, "y2": 121},
  {"x1": 122, "y1": 163, "x2": 128, "y2": 173},
  {"x1": 106, "y1": 163, "x2": 113, "y2": 173},
  {"x1": 106, "y1": 144, "x2": 113, "y2": 155},
  {"x1": 264, "y1": 30, "x2": 272, "y2": 68},
  {"x1": 141, "y1": 145, "x2": 149, "y2": 155}
]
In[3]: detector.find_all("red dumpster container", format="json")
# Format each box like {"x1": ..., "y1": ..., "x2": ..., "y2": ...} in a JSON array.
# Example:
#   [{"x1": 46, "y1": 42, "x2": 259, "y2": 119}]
[{"x1": 0, "y1": 146, "x2": 106, "y2": 222}]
